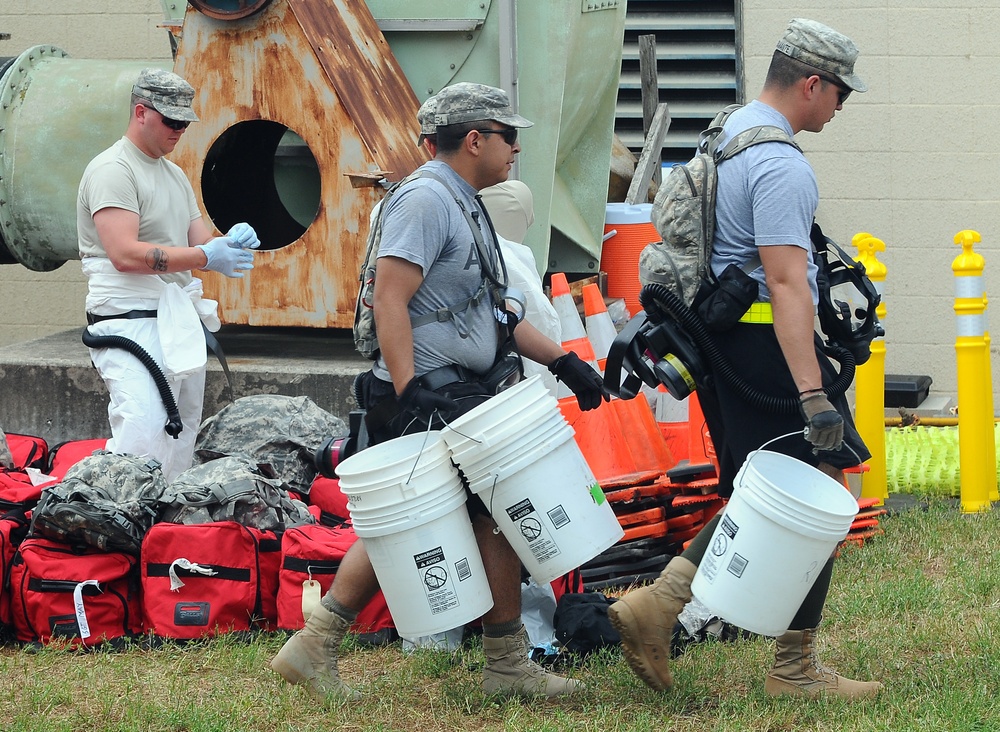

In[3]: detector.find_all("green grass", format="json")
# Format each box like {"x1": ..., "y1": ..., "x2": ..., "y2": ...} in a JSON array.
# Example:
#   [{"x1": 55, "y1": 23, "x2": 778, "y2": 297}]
[{"x1": 3, "y1": 499, "x2": 1000, "y2": 731}]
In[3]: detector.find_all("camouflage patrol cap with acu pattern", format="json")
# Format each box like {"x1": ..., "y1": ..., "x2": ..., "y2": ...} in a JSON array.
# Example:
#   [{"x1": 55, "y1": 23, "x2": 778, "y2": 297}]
[
  {"x1": 434, "y1": 82, "x2": 533, "y2": 128},
  {"x1": 416, "y1": 94, "x2": 438, "y2": 147},
  {"x1": 776, "y1": 18, "x2": 867, "y2": 93},
  {"x1": 132, "y1": 68, "x2": 200, "y2": 122}
]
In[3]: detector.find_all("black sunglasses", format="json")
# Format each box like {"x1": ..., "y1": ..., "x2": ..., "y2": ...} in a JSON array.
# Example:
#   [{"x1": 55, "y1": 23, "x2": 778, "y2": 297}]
[
  {"x1": 474, "y1": 127, "x2": 518, "y2": 145},
  {"x1": 816, "y1": 74, "x2": 852, "y2": 105},
  {"x1": 141, "y1": 104, "x2": 190, "y2": 130},
  {"x1": 160, "y1": 116, "x2": 191, "y2": 131}
]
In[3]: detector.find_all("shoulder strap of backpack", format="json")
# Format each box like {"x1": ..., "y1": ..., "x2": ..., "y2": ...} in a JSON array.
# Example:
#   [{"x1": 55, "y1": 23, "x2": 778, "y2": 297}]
[
  {"x1": 163, "y1": 479, "x2": 258, "y2": 508},
  {"x1": 711, "y1": 121, "x2": 803, "y2": 275},
  {"x1": 698, "y1": 103, "x2": 743, "y2": 156},
  {"x1": 414, "y1": 171, "x2": 507, "y2": 289},
  {"x1": 715, "y1": 125, "x2": 802, "y2": 163},
  {"x1": 390, "y1": 170, "x2": 506, "y2": 332}
]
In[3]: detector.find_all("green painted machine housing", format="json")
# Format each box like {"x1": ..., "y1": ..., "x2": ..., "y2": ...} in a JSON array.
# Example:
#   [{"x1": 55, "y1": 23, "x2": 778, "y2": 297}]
[{"x1": 368, "y1": 0, "x2": 627, "y2": 274}]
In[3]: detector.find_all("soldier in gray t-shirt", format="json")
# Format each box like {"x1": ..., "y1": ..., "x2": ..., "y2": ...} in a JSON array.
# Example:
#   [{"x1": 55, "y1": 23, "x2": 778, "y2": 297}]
[
  {"x1": 610, "y1": 19, "x2": 882, "y2": 702},
  {"x1": 271, "y1": 83, "x2": 607, "y2": 703}
]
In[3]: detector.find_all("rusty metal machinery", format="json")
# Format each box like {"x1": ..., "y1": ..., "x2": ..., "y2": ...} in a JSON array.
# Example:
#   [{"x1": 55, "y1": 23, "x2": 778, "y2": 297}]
[
  {"x1": 170, "y1": 0, "x2": 427, "y2": 327},
  {"x1": 0, "y1": 0, "x2": 626, "y2": 329},
  {"x1": 186, "y1": 0, "x2": 273, "y2": 21}
]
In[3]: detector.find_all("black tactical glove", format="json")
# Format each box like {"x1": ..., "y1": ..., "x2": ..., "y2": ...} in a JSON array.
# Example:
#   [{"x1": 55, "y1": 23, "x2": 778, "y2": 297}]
[
  {"x1": 548, "y1": 351, "x2": 609, "y2": 411},
  {"x1": 798, "y1": 392, "x2": 844, "y2": 452},
  {"x1": 398, "y1": 378, "x2": 459, "y2": 422}
]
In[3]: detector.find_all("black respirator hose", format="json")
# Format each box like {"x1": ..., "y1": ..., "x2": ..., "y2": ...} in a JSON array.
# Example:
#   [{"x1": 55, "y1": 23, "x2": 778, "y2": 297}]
[
  {"x1": 81, "y1": 329, "x2": 183, "y2": 438},
  {"x1": 638, "y1": 283, "x2": 856, "y2": 414}
]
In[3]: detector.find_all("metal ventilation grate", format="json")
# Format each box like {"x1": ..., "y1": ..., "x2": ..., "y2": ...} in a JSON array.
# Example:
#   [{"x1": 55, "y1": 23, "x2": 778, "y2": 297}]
[{"x1": 616, "y1": 0, "x2": 739, "y2": 165}]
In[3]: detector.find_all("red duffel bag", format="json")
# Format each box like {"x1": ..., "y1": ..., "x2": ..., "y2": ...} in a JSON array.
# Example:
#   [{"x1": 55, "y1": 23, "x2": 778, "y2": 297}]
[
  {"x1": 9, "y1": 536, "x2": 142, "y2": 647},
  {"x1": 277, "y1": 522, "x2": 394, "y2": 640},
  {"x1": 141, "y1": 521, "x2": 281, "y2": 639}
]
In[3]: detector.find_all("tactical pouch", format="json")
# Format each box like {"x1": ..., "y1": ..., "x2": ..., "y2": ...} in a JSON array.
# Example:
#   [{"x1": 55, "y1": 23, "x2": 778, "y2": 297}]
[
  {"x1": 695, "y1": 263, "x2": 760, "y2": 332},
  {"x1": 481, "y1": 349, "x2": 524, "y2": 395}
]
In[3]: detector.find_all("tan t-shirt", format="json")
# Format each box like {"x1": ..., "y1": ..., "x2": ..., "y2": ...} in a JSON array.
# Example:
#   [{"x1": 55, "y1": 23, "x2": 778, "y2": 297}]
[{"x1": 77, "y1": 136, "x2": 201, "y2": 288}]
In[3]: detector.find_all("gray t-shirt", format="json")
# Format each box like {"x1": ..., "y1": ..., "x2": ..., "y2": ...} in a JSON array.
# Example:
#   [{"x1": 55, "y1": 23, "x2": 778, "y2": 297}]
[
  {"x1": 712, "y1": 100, "x2": 820, "y2": 305},
  {"x1": 372, "y1": 160, "x2": 499, "y2": 382}
]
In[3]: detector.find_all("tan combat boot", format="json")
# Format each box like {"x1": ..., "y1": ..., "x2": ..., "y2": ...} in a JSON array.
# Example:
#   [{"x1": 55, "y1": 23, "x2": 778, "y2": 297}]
[
  {"x1": 764, "y1": 628, "x2": 883, "y2": 699},
  {"x1": 607, "y1": 555, "x2": 697, "y2": 691},
  {"x1": 482, "y1": 626, "x2": 585, "y2": 698},
  {"x1": 270, "y1": 604, "x2": 361, "y2": 703}
]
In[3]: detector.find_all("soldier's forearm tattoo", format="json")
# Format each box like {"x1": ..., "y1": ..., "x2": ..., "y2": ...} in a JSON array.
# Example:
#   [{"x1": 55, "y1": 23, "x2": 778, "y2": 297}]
[{"x1": 145, "y1": 248, "x2": 168, "y2": 272}]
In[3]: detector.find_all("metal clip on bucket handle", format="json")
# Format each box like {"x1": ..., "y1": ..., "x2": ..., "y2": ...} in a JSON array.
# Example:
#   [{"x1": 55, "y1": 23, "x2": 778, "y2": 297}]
[
  {"x1": 746, "y1": 430, "x2": 863, "y2": 471},
  {"x1": 400, "y1": 418, "x2": 444, "y2": 497}
]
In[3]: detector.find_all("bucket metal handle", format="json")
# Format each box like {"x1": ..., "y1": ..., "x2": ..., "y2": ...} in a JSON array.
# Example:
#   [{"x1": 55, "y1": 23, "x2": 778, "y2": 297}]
[
  {"x1": 746, "y1": 429, "x2": 863, "y2": 469},
  {"x1": 402, "y1": 421, "x2": 440, "y2": 490}
]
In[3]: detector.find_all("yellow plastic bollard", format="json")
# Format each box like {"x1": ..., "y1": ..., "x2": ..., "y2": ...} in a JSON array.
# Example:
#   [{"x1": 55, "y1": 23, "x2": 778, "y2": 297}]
[
  {"x1": 983, "y1": 328, "x2": 1000, "y2": 503},
  {"x1": 852, "y1": 232, "x2": 888, "y2": 505},
  {"x1": 952, "y1": 230, "x2": 995, "y2": 512}
]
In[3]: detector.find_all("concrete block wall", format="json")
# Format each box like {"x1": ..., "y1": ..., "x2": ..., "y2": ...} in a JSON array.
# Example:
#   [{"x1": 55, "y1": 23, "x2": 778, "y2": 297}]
[
  {"x1": 744, "y1": 2, "x2": 1000, "y2": 406},
  {"x1": 0, "y1": 0, "x2": 172, "y2": 347}
]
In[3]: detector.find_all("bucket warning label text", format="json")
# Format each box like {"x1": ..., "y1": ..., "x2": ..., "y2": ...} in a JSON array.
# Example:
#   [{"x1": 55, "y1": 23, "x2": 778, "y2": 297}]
[
  {"x1": 726, "y1": 553, "x2": 748, "y2": 578},
  {"x1": 506, "y1": 499, "x2": 561, "y2": 563},
  {"x1": 699, "y1": 527, "x2": 732, "y2": 584},
  {"x1": 414, "y1": 546, "x2": 460, "y2": 615},
  {"x1": 720, "y1": 514, "x2": 739, "y2": 539}
]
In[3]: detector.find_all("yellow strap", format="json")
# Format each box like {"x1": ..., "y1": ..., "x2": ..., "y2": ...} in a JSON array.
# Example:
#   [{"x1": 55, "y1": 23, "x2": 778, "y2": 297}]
[{"x1": 738, "y1": 302, "x2": 773, "y2": 324}]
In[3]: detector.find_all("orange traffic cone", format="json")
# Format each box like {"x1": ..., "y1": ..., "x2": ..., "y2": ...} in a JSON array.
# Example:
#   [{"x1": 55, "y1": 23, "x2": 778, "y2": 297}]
[
  {"x1": 655, "y1": 385, "x2": 691, "y2": 463},
  {"x1": 550, "y1": 272, "x2": 586, "y2": 341},
  {"x1": 686, "y1": 392, "x2": 719, "y2": 473},
  {"x1": 559, "y1": 396, "x2": 659, "y2": 488},
  {"x1": 582, "y1": 283, "x2": 618, "y2": 370},
  {"x1": 612, "y1": 396, "x2": 677, "y2": 475}
]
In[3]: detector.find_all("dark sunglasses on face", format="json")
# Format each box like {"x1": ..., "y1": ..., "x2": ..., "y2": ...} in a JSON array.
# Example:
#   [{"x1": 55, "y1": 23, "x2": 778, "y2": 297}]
[
  {"x1": 475, "y1": 127, "x2": 518, "y2": 145},
  {"x1": 816, "y1": 74, "x2": 852, "y2": 105},
  {"x1": 160, "y1": 116, "x2": 191, "y2": 131},
  {"x1": 141, "y1": 104, "x2": 190, "y2": 131}
]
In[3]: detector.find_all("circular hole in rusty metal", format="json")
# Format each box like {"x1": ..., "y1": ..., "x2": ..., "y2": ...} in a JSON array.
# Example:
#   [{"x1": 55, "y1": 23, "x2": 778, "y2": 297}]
[
  {"x1": 202, "y1": 120, "x2": 321, "y2": 251},
  {"x1": 188, "y1": 0, "x2": 272, "y2": 21}
]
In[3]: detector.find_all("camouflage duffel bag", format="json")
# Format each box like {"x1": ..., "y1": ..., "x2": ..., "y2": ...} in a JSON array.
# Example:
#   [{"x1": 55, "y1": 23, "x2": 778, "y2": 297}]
[
  {"x1": 29, "y1": 451, "x2": 168, "y2": 555},
  {"x1": 195, "y1": 395, "x2": 347, "y2": 495},
  {"x1": 160, "y1": 455, "x2": 315, "y2": 532},
  {"x1": 0, "y1": 428, "x2": 13, "y2": 469}
]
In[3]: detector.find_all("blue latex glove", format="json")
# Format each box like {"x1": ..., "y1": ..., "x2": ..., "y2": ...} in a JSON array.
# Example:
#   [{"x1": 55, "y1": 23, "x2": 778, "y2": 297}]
[
  {"x1": 198, "y1": 237, "x2": 254, "y2": 278},
  {"x1": 226, "y1": 222, "x2": 260, "y2": 249}
]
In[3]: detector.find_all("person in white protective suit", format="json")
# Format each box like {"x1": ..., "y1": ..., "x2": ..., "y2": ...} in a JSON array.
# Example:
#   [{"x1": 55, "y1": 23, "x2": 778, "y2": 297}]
[{"x1": 77, "y1": 68, "x2": 258, "y2": 482}]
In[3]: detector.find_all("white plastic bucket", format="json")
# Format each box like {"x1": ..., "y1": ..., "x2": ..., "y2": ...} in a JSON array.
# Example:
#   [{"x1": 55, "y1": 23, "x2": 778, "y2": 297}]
[
  {"x1": 455, "y1": 418, "x2": 572, "y2": 487},
  {"x1": 461, "y1": 421, "x2": 575, "y2": 494},
  {"x1": 445, "y1": 375, "x2": 555, "y2": 438},
  {"x1": 336, "y1": 432, "x2": 456, "y2": 510},
  {"x1": 443, "y1": 376, "x2": 624, "y2": 584},
  {"x1": 336, "y1": 432, "x2": 493, "y2": 638},
  {"x1": 445, "y1": 396, "x2": 558, "y2": 463},
  {"x1": 691, "y1": 450, "x2": 859, "y2": 636}
]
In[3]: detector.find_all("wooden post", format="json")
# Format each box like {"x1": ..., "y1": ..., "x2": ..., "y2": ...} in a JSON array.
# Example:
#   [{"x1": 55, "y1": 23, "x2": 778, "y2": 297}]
[
  {"x1": 626, "y1": 103, "x2": 671, "y2": 205},
  {"x1": 638, "y1": 34, "x2": 662, "y2": 189}
]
